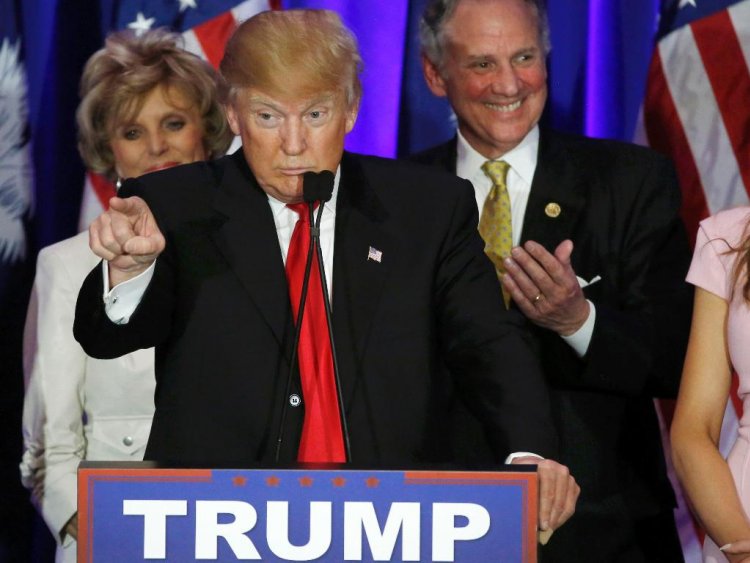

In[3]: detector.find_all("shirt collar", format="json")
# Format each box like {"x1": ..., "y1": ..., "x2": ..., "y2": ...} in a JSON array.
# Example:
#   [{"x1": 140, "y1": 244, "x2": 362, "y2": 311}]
[{"x1": 456, "y1": 126, "x2": 539, "y2": 186}]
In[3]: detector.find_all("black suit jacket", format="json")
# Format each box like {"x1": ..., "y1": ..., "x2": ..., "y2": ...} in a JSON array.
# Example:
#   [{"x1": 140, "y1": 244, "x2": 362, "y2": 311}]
[
  {"x1": 74, "y1": 150, "x2": 558, "y2": 467},
  {"x1": 412, "y1": 130, "x2": 692, "y2": 559}
]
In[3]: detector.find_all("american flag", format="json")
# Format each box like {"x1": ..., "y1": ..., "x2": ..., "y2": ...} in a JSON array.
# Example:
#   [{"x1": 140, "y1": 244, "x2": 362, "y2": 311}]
[
  {"x1": 367, "y1": 246, "x2": 383, "y2": 263},
  {"x1": 642, "y1": 0, "x2": 749, "y2": 560},
  {"x1": 644, "y1": 0, "x2": 750, "y2": 237},
  {"x1": 78, "y1": 0, "x2": 278, "y2": 231}
]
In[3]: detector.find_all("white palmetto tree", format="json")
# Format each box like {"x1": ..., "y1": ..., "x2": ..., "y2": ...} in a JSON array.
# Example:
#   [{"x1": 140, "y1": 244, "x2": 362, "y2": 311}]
[{"x1": 0, "y1": 37, "x2": 33, "y2": 264}]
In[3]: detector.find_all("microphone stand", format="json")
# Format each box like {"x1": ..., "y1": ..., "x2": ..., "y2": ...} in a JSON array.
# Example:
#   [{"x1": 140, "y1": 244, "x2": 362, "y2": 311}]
[
  {"x1": 274, "y1": 216, "x2": 315, "y2": 463},
  {"x1": 273, "y1": 170, "x2": 350, "y2": 463},
  {"x1": 310, "y1": 201, "x2": 352, "y2": 462}
]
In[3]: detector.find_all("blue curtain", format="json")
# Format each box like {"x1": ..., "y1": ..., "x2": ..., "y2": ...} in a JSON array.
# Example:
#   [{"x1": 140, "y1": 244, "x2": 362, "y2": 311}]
[
  {"x1": 287, "y1": 0, "x2": 661, "y2": 155},
  {"x1": 22, "y1": 0, "x2": 663, "y2": 248}
]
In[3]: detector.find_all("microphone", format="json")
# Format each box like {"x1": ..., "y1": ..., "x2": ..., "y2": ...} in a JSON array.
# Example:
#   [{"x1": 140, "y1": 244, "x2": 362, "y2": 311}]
[{"x1": 302, "y1": 170, "x2": 334, "y2": 203}]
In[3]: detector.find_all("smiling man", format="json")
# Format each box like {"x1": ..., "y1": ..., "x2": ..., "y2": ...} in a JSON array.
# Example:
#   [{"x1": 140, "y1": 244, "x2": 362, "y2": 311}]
[
  {"x1": 73, "y1": 9, "x2": 579, "y2": 537},
  {"x1": 412, "y1": 0, "x2": 693, "y2": 561}
]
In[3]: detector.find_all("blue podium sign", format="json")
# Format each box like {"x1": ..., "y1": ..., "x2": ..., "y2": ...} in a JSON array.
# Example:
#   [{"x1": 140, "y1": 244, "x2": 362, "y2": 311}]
[{"x1": 78, "y1": 464, "x2": 537, "y2": 562}]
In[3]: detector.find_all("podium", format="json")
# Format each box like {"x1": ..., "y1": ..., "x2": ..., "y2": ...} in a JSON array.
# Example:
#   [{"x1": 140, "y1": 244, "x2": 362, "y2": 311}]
[{"x1": 78, "y1": 462, "x2": 538, "y2": 562}]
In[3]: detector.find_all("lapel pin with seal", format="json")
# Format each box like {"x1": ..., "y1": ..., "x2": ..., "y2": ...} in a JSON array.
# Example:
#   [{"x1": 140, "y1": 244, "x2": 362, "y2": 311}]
[{"x1": 545, "y1": 202, "x2": 561, "y2": 218}]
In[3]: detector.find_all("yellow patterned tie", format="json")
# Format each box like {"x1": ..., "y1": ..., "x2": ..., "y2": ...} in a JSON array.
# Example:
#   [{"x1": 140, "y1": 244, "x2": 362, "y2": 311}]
[{"x1": 479, "y1": 160, "x2": 512, "y2": 308}]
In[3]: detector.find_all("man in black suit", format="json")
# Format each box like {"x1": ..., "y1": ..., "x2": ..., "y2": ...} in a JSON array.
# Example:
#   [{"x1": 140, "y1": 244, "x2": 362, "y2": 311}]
[
  {"x1": 413, "y1": 0, "x2": 692, "y2": 560},
  {"x1": 74, "y1": 9, "x2": 579, "y2": 535}
]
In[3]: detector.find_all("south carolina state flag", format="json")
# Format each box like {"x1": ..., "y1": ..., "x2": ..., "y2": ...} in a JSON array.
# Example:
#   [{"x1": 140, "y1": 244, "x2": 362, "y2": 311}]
[{"x1": 78, "y1": 0, "x2": 278, "y2": 231}]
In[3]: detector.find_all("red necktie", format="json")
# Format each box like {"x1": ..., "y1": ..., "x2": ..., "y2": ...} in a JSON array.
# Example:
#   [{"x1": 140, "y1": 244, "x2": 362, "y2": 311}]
[{"x1": 285, "y1": 203, "x2": 345, "y2": 462}]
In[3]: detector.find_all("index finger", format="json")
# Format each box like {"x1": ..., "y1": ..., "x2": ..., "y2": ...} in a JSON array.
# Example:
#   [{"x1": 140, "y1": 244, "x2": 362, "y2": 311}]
[
  {"x1": 508, "y1": 244, "x2": 555, "y2": 290},
  {"x1": 109, "y1": 195, "x2": 150, "y2": 217},
  {"x1": 536, "y1": 461, "x2": 556, "y2": 531},
  {"x1": 523, "y1": 241, "x2": 569, "y2": 282}
]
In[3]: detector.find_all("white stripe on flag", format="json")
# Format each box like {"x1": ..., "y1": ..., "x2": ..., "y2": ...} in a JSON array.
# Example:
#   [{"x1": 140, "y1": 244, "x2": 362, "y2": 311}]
[
  {"x1": 232, "y1": 0, "x2": 271, "y2": 24},
  {"x1": 181, "y1": 29, "x2": 207, "y2": 60},
  {"x1": 730, "y1": 1, "x2": 750, "y2": 71},
  {"x1": 78, "y1": 174, "x2": 105, "y2": 233},
  {"x1": 659, "y1": 27, "x2": 746, "y2": 214}
]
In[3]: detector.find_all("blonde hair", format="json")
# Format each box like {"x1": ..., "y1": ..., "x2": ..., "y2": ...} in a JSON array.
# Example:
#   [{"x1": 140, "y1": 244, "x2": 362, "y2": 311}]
[
  {"x1": 77, "y1": 29, "x2": 233, "y2": 180},
  {"x1": 220, "y1": 9, "x2": 362, "y2": 108}
]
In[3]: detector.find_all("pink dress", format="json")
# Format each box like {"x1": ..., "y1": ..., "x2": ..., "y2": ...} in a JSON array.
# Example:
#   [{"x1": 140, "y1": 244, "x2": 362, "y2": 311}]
[{"x1": 687, "y1": 206, "x2": 750, "y2": 562}]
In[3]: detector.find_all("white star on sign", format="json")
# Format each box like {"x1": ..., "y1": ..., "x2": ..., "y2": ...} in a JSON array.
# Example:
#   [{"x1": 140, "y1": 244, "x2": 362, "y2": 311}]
[
  {"x1": 679, "y1": 0, "x2": 697, "y2": 8},
  {"x1": 178, "y1": 0, "x2": 198, "y2": 11},
  {"x1": 128, "y1": 12, "x2": 155, "y2": 36}
]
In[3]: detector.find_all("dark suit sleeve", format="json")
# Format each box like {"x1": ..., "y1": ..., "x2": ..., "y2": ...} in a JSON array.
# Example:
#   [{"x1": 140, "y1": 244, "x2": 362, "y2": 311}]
[
  {"x1": 564, "y1": 154, "x2": 692, "y2": 398},
  {"x1": 74, "y1": 179, "x2": 177, "y2": 359},
  {"x1": 437, "y1": 181, "x2": 558, "y2": 459}
]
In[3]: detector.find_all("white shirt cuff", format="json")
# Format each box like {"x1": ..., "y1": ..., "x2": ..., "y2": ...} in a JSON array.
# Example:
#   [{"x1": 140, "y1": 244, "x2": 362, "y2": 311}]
[
  {"x1": 560, "y1": 299, "x2": 596, "y2": 357},
  {"x1": 102, "y1": 261, "x2": 155, "y2": 324},
  {"x1": 505, "y1": 451, "x2": 544, "y2": 464}
]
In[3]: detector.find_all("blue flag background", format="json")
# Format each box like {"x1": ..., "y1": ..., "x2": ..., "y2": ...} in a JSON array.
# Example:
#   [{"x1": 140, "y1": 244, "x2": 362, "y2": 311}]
[{"x1": 5, "y1": 0, "x2": 678, "y2": 559}]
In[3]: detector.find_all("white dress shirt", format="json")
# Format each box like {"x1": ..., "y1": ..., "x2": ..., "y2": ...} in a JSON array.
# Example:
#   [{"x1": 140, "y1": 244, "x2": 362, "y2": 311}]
[{"x1": 456, "y1": 126, "x2": 595, "y2": 357}]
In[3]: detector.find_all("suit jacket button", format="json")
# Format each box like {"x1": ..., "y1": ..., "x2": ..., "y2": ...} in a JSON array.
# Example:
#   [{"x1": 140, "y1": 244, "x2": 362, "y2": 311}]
[
  {"x1": 122, "y1": 436, "x2": 134, "y2": 446},
  {"x1": 289, "y1": 394, "x2": 301, "y2": 407}
]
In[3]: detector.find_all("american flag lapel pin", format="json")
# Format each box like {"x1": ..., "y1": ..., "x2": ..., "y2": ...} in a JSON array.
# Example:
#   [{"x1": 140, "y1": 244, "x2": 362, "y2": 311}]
[{"x1": 367, "y1": 246, "x2": 383, "y2": 263}]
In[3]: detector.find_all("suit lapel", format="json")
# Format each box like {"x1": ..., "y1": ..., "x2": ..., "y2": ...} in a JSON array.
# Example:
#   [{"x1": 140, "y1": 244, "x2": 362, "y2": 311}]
[
  {"x1": 331, "y1": 153, "x2": 392, "y2": 399},
  {"x1": 207, "y1": 151, "x2": 394, "y2": 399},
  {"x1": 521, "y1": 129, "x2": 587, "y2": 252},
  {"x1": 210, "y1": 151, "x2": 291, "y2": 347}
]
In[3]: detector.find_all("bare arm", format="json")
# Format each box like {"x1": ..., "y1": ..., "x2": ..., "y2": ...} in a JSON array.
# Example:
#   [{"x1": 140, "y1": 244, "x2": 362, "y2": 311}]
[{"x1": 671, "y1": 287, "x2": 750, "y2": 562}]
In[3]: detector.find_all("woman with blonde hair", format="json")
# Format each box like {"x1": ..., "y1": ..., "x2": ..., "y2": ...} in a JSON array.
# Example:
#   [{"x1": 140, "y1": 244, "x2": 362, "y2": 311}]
[
  {"x1": 672, "y1": 206, "x2": 750, "y2": 563},
  {"x1": 20, "y1": 28, "x2": 232, "y2": 563}
]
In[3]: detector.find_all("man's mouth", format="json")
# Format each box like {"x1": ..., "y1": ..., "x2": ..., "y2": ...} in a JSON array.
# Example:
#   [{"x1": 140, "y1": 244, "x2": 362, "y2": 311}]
[
  {"x1": 279, "y1": 168, "x2": 312, "y2": 175},
  {"x1": 484, "y1": 99, "x2": 522, "y2": 113}
]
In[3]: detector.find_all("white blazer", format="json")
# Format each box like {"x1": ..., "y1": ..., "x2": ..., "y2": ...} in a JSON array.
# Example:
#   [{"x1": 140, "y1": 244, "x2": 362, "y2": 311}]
[{"x1": 20, "y1": 231, "x2": 155, "y2": 562}]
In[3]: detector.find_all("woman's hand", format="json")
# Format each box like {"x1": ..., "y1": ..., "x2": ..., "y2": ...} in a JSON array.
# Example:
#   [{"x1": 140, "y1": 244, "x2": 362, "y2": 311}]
[
  {"x1": 722, "y1": 539, "x2": 750, "y2": 563},
  {"x1": 63, "y1": 512, "x2": 78, "y2": 541}
]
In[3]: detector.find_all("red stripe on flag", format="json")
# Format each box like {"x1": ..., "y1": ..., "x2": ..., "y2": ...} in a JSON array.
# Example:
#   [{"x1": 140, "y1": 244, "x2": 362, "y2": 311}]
[
  {"x1": 643, "y1": 50, "x2": 709, "y2": 244},
  {"x1": 88, "y1": 172, "x2": 116, "y2": 210},
  {"x1": 193, "y1": 12, "x2": 237, "y2": 69},
  {"x1": 691, "y1": 10, "x2": 750, "y2": 200}
]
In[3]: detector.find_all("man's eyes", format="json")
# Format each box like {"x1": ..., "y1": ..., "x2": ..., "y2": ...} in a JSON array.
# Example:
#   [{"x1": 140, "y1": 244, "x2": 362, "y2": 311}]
[{"x1": 514, "y1": 52, "x2": 538, "y2": 65}]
